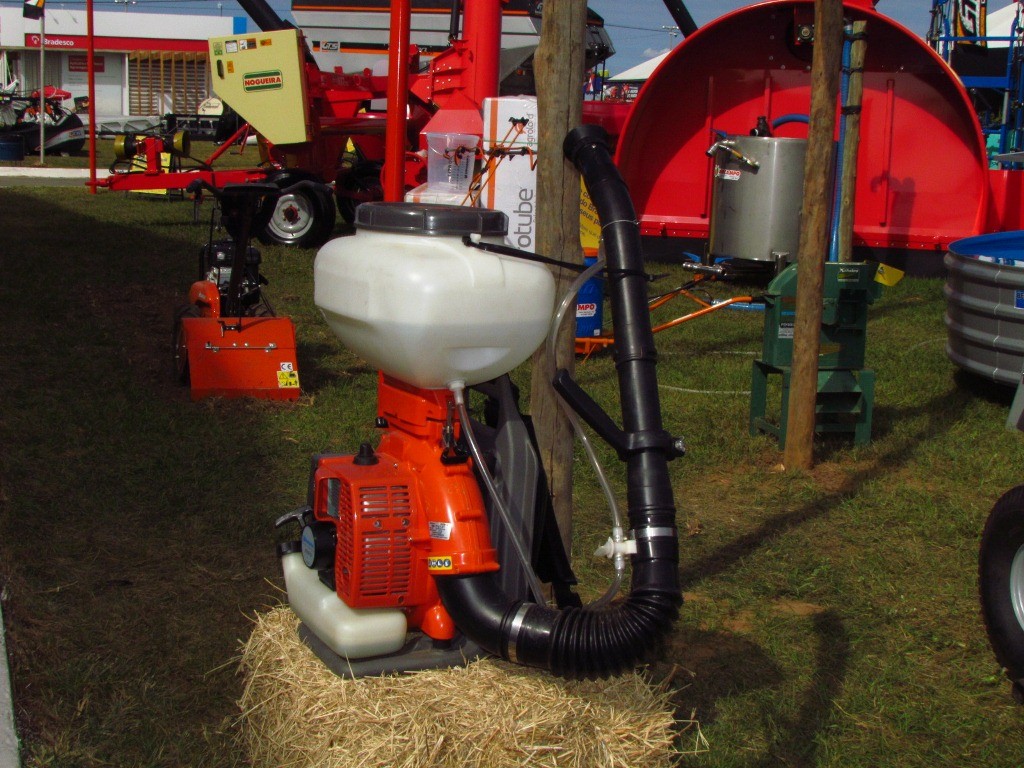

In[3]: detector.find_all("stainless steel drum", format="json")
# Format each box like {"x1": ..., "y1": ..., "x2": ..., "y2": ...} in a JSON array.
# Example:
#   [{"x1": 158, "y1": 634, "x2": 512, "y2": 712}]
[{"x1": 708, "y1": 135, "x2": 808, "y2": 264}]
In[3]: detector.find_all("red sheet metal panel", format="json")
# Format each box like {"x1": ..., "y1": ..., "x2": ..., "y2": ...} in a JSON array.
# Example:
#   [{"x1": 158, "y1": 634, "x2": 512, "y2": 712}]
[
  {"x1": 182, "y1": 316, "x2": 301, "y2": 401},
  {"x1": 616, "y1": 0, "x2": 989, "y2": 258}
]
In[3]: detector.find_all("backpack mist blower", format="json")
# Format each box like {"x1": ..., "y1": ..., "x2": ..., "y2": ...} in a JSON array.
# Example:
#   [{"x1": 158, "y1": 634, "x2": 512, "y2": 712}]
[{"x1": 276, "y1": 126, "x2": 684, "y2": 679}]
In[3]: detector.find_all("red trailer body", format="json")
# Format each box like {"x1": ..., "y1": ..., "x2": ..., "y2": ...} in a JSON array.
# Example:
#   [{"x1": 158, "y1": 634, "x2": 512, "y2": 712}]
[{"x1": 616, "y1": 0, "x2": 998, "y2": 267}]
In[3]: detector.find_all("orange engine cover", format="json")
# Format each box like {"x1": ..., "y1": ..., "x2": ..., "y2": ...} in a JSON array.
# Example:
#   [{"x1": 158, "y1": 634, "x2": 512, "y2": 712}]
[
  {"x1": 312, "y1": 454, "x2": 431, "y2": 609},
  {"x1": 307, "y1": 375, "x2": 500, "y2": 639}
]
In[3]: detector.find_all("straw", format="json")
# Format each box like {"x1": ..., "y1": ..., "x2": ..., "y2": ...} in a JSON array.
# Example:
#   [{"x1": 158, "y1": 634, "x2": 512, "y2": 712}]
[{"x1": 236, "y1": 605, "x2": 704, "y2": 768}]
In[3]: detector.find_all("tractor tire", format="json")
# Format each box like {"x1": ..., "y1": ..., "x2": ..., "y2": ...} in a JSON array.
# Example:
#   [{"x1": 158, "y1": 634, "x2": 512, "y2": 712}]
[
  {"x1": 172, "y1": 304, "x2": 202, "y2": 384},
  {"x1": 979, "y1": 483, "x2": 1024, "y2": 703},
  {"x1": 258, "y1": 175, "x2": 336, "y2": 249},
  {"x1": 336, "y1": 161, "x2": 383, "y2": 224}
]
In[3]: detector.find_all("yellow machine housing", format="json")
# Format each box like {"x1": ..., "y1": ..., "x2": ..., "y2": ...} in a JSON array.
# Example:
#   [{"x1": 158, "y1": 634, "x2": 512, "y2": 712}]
[{"x1": 208, "y1": 28, "x2": 312, "y2": 145}]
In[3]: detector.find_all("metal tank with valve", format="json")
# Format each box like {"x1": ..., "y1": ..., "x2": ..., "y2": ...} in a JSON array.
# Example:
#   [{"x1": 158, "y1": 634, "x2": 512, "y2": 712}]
[{"x1": 707, "y1": 133, "x2": 809, "y2": 266}]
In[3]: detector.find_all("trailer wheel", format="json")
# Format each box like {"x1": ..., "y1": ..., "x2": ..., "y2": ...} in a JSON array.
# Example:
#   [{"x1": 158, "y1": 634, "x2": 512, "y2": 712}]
[
  {"x1": 259, "y1": 181, "x2": 336, "y2": 249},
  {"x1": 979, "y1": 484, "x2": 1024, "y2": 703},
  {"x1": 336, "y1": 161, "x2": 383, "y2": 224},
  {"x1": 173, "y1": 304, "x2": 202, "y2": 384}
]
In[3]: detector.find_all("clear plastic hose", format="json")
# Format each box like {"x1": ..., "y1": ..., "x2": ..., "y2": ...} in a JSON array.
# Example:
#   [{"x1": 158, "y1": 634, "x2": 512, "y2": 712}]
[
  {"x1": 547, "y1": 256, "x2": 626, "y2": 608},
  {"x1": 450, "y1": 381, "x2": 549, "y2": 606}
]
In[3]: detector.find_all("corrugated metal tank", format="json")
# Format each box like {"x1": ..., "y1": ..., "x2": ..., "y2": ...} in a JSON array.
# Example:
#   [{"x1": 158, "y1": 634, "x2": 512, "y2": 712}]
[{"x1": 945, "y1": 232, "x2": 1024, "y2": 385}]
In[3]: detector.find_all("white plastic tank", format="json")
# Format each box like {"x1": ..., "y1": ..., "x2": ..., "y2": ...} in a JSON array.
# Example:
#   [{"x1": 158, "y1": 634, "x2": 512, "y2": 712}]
[
  {"x1": 315, "y1": 203, "x2": 556, "y2": 389},
  {"x1": 281, "y1": 552, "x2": 408, "y2": 659}
]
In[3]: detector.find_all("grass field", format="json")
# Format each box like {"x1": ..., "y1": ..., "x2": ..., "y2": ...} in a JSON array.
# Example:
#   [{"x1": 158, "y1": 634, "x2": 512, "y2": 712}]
[
  {"x1": 1, "y1": 183, "x2": 1023, "y2": 766},
  {"x1": 0, "y1": 138, "x2": 263, "y2": 172}
]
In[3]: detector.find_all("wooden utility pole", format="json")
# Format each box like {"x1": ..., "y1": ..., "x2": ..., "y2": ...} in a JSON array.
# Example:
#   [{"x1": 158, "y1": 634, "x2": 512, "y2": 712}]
[
  {"x1": 838, "y1": 20, "x2": 868, "y2": 262},
  {"x1": 783, "y1": 0, "x2": 843, "y2": 471},
  {"x1": 530, "y1": 0, "x2": 586, "y2": 553}
]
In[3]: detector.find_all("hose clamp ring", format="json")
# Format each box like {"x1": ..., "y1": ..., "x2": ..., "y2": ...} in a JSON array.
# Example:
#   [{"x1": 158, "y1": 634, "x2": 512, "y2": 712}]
[
  {"x1": 506, "y1": 604, "x2": 530, "y2": 663},
  {"x1": 632, "y1": 526, "x2": 676, "y2": 541}
]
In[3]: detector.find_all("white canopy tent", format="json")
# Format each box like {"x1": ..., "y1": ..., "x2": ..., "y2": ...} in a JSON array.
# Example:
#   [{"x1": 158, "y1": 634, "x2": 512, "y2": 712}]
[
  {"x1": 607, "y1": 51, "x2": 669, "y2": 83},
  {"x1": 986, "y1": 2, "x2": 1021, "y2": 47}
]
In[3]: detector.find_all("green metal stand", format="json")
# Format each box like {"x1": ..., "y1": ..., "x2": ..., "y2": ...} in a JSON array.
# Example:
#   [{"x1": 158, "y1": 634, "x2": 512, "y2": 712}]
[
  {"x1": 749, "y1": 361, "x2": 875, "y2": 446},
  {"x1": 749, "y1": 261, "x2": 880, "y2": 446}
]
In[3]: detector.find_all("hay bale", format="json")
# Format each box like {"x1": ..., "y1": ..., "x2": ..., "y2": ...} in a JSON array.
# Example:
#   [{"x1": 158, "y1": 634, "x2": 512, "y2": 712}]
[{"x1": 237, "y1": 605, "x2": 699, "y2": 768}]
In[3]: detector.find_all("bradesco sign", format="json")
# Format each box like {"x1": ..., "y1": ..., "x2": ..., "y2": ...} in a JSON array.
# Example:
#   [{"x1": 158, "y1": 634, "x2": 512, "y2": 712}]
[
  {"x1": 24, "y1": 33, "x2": 80, "y2": 48},
  {"x1": 23, "y1": 34, "x2": 207, "y2": 52},
  {"x1": 242, "y1": 70, "x2": 283, "y2": 92}
]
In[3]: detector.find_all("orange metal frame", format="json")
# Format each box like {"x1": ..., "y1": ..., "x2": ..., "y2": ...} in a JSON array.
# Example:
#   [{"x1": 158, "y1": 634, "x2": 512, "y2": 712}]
[
  {"x1": 575, "y1": 274, "x2": 756, "y2": 357},
  {"x1": 180, "y1": 316, "x2": 301, "y2": 401}
]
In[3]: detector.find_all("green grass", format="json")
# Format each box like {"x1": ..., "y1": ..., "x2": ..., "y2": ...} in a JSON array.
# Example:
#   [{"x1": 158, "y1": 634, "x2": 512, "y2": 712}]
[
  {"x1": 1, "y1": 185, "x2": 1022, "y2": 766},
  {"x1": 0, "y1": 139, "x2": 264, "y2": 171}
]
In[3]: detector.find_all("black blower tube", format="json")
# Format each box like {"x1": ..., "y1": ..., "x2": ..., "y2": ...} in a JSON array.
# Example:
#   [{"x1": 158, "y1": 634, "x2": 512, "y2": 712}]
[
  {"x1": 436, "y1": 125, "x2": 682, "y2": 680},
  {"x1": 235, "y1": 0, "x2": 292, "y2": 31}
]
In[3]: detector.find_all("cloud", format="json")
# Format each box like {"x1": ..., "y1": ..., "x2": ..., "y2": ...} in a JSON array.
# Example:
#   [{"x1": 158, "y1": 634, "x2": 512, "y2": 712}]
[{"x1": 642, "y1": 46, "x2": 670, "y2": 59}]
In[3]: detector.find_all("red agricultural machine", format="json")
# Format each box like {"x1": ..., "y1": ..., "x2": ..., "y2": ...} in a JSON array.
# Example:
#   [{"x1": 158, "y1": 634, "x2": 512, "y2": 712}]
[
  {"x1": 98, "y1": 0, "x2": 614, "y2": 249},
  {"x1": 615, "y1": 0, "x2": 1024, "y2": 273},
  {"x1": 99, "y1": 20, "x2": 384, "y2": 249},
  {"x1": 99, "y1": 0, "x2": 1024, "y2": 271},
  {"x1": 172, "y1": 179, "x2": 310, "y2": 401}
]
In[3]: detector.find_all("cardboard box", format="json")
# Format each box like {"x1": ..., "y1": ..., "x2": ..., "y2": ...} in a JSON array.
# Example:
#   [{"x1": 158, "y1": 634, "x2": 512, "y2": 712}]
[
  {"x1": 482, "y1": 96, "x2": 539, "y2": 251},
  {"x1": 481, "y1": 150, "x2": 537, "y2": 251},
  {"x1": 483, "y1": 95, "x2": 538, "y2": 151}
]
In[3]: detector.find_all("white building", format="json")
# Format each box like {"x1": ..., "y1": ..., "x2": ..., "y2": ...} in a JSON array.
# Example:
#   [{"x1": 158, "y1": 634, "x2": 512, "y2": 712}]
[{"x1": 0, "y1": 8, "x2": 245, "y2": 118}]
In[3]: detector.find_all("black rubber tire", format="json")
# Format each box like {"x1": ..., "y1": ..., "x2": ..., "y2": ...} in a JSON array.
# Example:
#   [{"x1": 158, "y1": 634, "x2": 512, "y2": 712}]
[
  {"x1": 258, "y1": 176, "x2": 336, "y2": 249},
  {"x1": 979, "y1": 483, "x2": 1024, "y2": 703},
  {"x1": 172, "y1": 304, "x2": 202, "y2": 384},
  {"x1": 336, "y1": 161, "x2": 383, "y2": 224}
]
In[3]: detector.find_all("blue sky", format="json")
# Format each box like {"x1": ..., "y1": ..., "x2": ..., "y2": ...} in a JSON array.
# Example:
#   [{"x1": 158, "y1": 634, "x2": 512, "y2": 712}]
[
  {"x1": 588, "y1": 0, "x2": 938, "y2": 76},
  {"x1": 3, "y1": 0, "x2": 978, "y2": 76}
]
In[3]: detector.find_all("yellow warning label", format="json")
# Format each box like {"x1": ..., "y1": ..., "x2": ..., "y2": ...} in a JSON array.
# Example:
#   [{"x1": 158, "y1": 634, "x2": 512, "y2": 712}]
[
  {"x1": 580, "y1": 180, "x2": 601, "y2": 251},
  {"x1": 427, "y1": 556, "x2": 454, "y2": 572},
  {"x1": 277, "y1": 370, "x2": 300, "y2": 388},
  {"x1": 874, "y1": 262, "x2": 905, "y2": 287}
]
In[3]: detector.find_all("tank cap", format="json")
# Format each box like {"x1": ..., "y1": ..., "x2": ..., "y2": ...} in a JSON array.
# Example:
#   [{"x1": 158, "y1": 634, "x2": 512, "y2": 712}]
[
  {"x1": 354, "y1": 202, "x2": 508, "y2": 237},
  {"x1": 352, "y1": 442, "x2": 379, "y2": 466}
]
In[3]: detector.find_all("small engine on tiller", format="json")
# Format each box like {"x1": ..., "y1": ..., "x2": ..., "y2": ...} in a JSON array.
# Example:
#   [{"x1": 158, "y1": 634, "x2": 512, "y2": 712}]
[
  {"x1": 278, "y1": 127, "x2": 685, "y2": 680},
  {"x1": 195, "y1": 238, "x2": 266, "y2": 316},
  {"x1": 172, "y1": 181, "x2": 326, "y2": 401}
]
